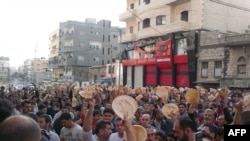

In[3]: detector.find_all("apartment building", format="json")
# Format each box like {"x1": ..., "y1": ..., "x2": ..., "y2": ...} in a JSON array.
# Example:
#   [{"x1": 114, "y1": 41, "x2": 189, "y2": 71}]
[
  {"x1": 48, "y1": 18, "x2": 125, "y2": 83},
  {"x1": 119, "y1": 0, "x2": 250, "y2": 88},
  {"x1": 0, "y1": 56, "x2": 10, "y2": 85},
  {"x1": 23, "y1": 59, "x2": 32, "y2": 82}
]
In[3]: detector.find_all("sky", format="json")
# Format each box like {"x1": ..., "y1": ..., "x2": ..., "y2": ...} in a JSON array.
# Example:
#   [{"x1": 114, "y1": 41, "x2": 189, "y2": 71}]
[{"x1": 0, "y1": 0, "x2": 126, "y2": 68}]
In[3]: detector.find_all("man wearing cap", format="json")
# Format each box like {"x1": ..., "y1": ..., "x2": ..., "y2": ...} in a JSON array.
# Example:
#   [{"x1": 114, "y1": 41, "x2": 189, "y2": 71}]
[{"x1": 82, "y1": 98, "x2": 136, "y2": 141}]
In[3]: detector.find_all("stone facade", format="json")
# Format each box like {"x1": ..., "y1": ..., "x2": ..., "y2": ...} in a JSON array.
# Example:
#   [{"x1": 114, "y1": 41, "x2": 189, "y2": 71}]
[{"x1": 198, "y1": 32, "x2": 250, "y2": 88}]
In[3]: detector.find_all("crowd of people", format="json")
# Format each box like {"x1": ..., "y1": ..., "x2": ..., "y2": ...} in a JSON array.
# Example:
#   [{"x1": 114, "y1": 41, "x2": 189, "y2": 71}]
[{"x1": 0, "y1": 82, "x2": 250, "y2": 141}]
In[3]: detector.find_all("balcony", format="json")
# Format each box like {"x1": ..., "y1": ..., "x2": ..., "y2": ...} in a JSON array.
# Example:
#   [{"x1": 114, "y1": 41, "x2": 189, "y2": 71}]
[
  {"x1": 57, "y1": 58, "x2": 75, "y2": 66},
  {"x1": 137, "y1": 21, "x2": 190, "y2": 40},
  {"x1": 119, "y1": 9, "x2": 137, "y2": 21},
  {"x1": 60, "y1": 46, "x2": 73, "y2": 53},
  {"x1": 225, "y1": 34, "x2": 250, "y2": 46},
  {"x1": 120, "y1": 33, "x2": 137, "y2": 43},
  {"x1": 165, "y1": 0, "x2": 190, "y2": 6}
]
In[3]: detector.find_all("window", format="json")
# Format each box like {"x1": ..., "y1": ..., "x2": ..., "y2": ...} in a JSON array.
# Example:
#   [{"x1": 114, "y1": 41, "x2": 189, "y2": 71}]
[
  {"x1": 138, "y1": 22, "x2": 140, "y2": 31},
  {"x1": 129, "y1": 26, "x2": 133, "y2": 33},
  {"x1": 79, "y1": 31, "x2": 85, "y2": 35},
  {"x1": 238, "y1": 65, "x2": 246, "y2": 74},
  {"x1": 143, "y1": 18, "x2": 150, "y2": 28},
  {"x1": 144, "y1": 0, "x2": 150, "y2": 4},
  {"x1": 237, "y1": 56, "x2": 246, "y2": 74},
  {"x1": 93, "y1": 57, "x2": 100, "y2": 61},
  {"x1": 130, "y1": 4, "x2": 134, "y2": 9},
  {"x1": 79, "y1": 43, "x2": 84, "y2": 47},
  {"x1": 176, "y1": 38, "x2": 187, "y2": 55},
  {"x1": 113, "y1": 47, "x2": 118, "y2": 50},
  {"x1": 108, "y1": 35, "x2": 110, "y2": 42},
  {"x1": 201, "y1": 62, "x2": 208, "y2": 78},
  {"x1": 181, "y1": 11, "x2": 188, "y2": 21},
  {"x1": 214, "y1": 61, "x2": 222, "y2": 77},
  {"x1": 108, "y1": 48, "x2": 110, "y2": 55},
  {"x1": 108, "y1": 66, "x2": 114, "y2": 74},
  {"x1": 156, "y1": 15, "x2": 166, "y2": 25}
]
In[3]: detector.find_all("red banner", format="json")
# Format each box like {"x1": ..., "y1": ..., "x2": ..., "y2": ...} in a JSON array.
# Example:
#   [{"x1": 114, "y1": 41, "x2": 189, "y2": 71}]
[{"x1": 155, "y1": 40, "x2": 172, "y2": 57}]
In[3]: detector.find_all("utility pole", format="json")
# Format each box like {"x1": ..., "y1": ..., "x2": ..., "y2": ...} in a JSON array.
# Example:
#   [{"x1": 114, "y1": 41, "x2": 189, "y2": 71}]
[
  {"x1": 118, "y1": 28, "x2": 122, "y2": 86},
  {"x1": 111, "y1": 45, "x2": 113, "y2": 85}
]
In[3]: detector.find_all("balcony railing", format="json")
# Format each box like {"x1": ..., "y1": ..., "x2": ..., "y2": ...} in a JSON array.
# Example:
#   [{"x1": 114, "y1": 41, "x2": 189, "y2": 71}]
[
  {"x1": 165, "y1": 0, "x2": 190, "y2": 6},
  {"x1": 120, "y1": 33, "x2": 137, "y2": 43},
  {"x1": 60, "y1": 46, "x2": 73, "y2": 53},
  {"x1": 119, "y1": 9, "x2": 137, "y2": 21},
  {"x1": 137, "y1": 21, "x2": 190, "y2": 40}
]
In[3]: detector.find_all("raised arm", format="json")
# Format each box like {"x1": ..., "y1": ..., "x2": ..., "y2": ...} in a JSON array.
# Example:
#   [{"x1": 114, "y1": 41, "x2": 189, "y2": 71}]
[
  {"x1": 123, "y1": 113, "x2": 136, "y2": 141},
  {"x1": 83, "y1": 98, "x2": 95, "y2": 132},
  {"x1": 232, "y1": 100, "x2": 243, "y2": 125}
]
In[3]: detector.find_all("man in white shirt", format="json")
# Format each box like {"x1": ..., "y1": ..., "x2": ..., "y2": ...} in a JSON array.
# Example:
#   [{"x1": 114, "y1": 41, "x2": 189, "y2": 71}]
[
  {"x1": 109, "y1": 117, "x2": 125, "y2": 141},
  {"x1": 59, "y1": 112, "x2": 83, "y2": 141}
]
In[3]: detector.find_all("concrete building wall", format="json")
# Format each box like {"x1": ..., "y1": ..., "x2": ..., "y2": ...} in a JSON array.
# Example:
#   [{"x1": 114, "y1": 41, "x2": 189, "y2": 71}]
[
  {"x1": 120, "y1": 0, "x2": 250, "y2": 42},
  {"x1": 203, "y1": 0, "x2": 250, "y2": 33}
]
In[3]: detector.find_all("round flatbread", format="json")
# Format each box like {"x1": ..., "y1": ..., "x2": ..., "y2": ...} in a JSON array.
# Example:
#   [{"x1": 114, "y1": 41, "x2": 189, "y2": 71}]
[
  {"x1": 112, "y1": 95, "x2": 137, "y2": 120},
  {"x1": 243, "y1": 94, "x2": 250, "y2": 108},
  {"x1": 79, "y1": 90, "x2": 93, "y2": 99},
  {"x1": 155, "y1": 86, "x2": 169, "y2": 98},
  {"x1": 133, "y1": 125, "x2": 147, "y2": 141},
  {"x1": 161, "y1": 103, "x2": 179, "y2": 119},
  {"x1": 124, "y1": 124, "x2": 147, "y2": 141},
  {"x1": 185, "y1": 88, "x2": 200, "y2": 104},
  {"x1": 208, "y1": 94, "x2": 216, "y2": 102},
  {"x1": 135, "y1": 94, "x2": 143, "y2": 101}
]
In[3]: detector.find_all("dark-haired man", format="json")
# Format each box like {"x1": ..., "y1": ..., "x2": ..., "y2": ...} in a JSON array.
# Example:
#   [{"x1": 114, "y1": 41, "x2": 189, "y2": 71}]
[
  {"x1": 38, "y1": 114, "x2": 60, "y2": 141},
  {"x1": 21, "y1": 100, "x2": 32, "y2": 115},
  {"x1": 82, "y1": 98, "x2": 135, "y2": 141},
  {"x1": 60, "y1": 112, "x2": 83, "y2": 141},
  {"x1": 173, "y1": 116, "x2": 197, "y2": 141}
]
